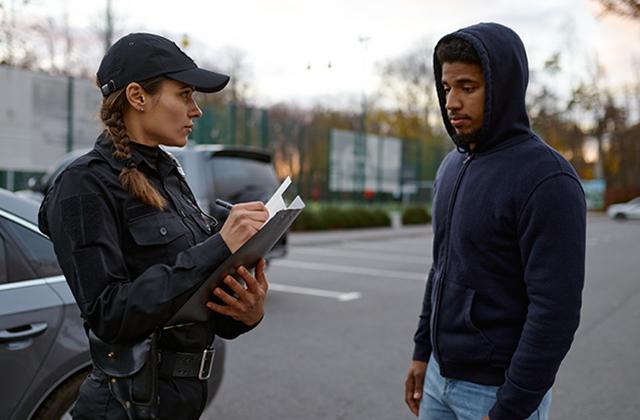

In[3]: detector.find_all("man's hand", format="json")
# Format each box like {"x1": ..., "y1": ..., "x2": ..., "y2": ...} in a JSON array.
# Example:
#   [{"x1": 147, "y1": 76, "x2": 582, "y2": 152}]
[
  {"x1": 219, "y1": 201, "x2": 269, "y2": 253},
  {"x1": 206, "y1": 259, "x2": 269, "y2": 326},
  {"x1": 405, "y1": 360, "x2": 428, "y2": 416},
  {"x1": 481, "y1": 417, "x2": 491, "y2": 420}
]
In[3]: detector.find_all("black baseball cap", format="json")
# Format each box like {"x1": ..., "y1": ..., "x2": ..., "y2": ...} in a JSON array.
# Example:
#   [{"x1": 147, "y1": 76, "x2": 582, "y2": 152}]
[{"x1": 97, "y1": 33, "x2": 230, "y2": 96}]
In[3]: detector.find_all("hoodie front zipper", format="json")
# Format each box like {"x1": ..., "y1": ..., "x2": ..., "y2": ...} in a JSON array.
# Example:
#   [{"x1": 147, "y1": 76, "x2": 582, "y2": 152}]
[{"x1": 431, "y1": 152, "x2": 474, "y2": 364}]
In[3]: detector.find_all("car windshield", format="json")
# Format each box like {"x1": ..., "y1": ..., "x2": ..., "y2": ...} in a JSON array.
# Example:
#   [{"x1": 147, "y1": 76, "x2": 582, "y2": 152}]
[
  {"x1": 210, "y1": 156, "x2": 279, "y2": 202},
  {"x1": 629, "y1": 197, "x2": 640, "y2": 205}
]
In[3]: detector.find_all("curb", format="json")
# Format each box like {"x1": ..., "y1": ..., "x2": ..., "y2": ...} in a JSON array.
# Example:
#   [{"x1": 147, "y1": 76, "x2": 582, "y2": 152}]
[{"x1": 289, "y1": 225, "x2": 431, "y2": 246}]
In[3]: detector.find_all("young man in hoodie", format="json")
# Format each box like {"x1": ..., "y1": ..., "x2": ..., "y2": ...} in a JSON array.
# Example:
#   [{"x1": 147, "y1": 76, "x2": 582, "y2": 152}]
[{"x1": 404, "y1": 23, "x2": 586, "y2": 420}]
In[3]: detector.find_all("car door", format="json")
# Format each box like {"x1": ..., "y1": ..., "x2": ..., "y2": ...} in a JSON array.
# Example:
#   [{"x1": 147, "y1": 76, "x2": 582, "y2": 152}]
[
  {"x1": 631, "y1": 202, "x2": 640, "y2": 220},
  {"x1": 0, "y1": 210, "x2": 65, "y2": 420}
]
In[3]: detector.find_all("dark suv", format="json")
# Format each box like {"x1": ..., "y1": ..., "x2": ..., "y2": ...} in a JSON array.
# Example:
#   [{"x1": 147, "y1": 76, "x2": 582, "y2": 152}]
[
  {"x1": 166, "y1": 144, "x2": 288, "y2": 259},
  {"x1": 25, "y1": 144, "x2": 288, "y2": 260}
]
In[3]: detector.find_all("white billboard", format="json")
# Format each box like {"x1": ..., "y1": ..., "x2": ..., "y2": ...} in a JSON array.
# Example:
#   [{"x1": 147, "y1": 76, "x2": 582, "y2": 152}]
[
  {"x1": 0, "y1": 66, "x2": 101, "y2": 172},
  {"x1": 329, "y1": 128, "x2": 402, "y2": 194}
]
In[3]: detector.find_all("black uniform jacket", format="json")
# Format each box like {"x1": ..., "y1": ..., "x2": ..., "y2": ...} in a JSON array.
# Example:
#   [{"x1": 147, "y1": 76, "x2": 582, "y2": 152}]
[{"x1": 38, "y1": 133, "x2": 256, "y2": 352}]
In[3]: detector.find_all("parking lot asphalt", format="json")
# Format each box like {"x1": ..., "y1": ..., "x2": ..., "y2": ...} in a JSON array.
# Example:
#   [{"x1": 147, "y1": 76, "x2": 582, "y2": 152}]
[{"x1": 203, "y1": 215, "x2": 640, "y2": 420}]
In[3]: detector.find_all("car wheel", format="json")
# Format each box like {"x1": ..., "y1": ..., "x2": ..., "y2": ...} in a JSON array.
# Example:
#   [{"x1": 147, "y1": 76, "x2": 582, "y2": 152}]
[
  {"x1": 614, "y1": 213, "x2": 627, "y2": 221},
  {"x1": 31, "y1": 368, "x2": 90, "y2": 420}
]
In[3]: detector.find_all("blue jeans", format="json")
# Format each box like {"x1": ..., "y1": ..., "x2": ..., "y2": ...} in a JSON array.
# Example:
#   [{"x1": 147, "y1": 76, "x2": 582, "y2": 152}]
[{"x1": 419, "y1": 355, "x2": 552, "y2": 420}]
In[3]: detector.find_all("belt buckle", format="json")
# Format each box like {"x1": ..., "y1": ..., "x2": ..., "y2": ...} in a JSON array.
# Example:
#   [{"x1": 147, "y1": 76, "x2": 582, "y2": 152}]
[{"x1": 198, "y1": 348, "x2": 215, "y2": 380}]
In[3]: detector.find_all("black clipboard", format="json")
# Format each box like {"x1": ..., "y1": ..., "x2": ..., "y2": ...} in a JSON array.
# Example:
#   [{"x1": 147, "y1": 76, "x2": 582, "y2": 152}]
[{"x1": 167, "y1": 207, "x2": 303, "y2": 325}]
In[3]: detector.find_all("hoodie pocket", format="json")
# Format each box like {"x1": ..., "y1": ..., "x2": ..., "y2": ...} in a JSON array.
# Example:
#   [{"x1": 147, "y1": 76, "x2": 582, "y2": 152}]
[{"x1": 438, "y1": 281, "x2": 494, "y2": 364}]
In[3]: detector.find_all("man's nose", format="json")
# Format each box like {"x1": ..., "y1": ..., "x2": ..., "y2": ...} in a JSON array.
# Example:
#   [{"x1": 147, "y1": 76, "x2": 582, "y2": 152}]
[{"x1": 445, "y1": 91, "x2": 461, "y2": 111}]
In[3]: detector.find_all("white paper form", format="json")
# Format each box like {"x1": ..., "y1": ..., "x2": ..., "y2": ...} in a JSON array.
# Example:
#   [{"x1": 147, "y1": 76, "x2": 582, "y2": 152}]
[{"x1": 263, "y1": 176, "x2": 305, "y2": 223}]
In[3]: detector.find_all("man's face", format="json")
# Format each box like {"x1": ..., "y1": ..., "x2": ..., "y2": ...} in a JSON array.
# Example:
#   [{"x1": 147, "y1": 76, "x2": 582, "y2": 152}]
[{"x1": 441, "y1": 61, "x2": 485, "y2": 146}]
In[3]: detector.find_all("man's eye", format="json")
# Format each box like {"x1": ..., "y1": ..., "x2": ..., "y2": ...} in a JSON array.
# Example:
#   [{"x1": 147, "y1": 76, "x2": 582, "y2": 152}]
[
  {"x1": 463, "y1": 87, "x2": 475, "y2": 93},
  {"x1": 443, "y1": 87, "x2": 451, "y2": 94}
]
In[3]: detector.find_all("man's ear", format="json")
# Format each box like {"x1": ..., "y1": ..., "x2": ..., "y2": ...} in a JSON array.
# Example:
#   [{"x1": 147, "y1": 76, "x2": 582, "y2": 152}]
[{"x1": 125, "y1": 82, "x2": 146, "y2": 111}]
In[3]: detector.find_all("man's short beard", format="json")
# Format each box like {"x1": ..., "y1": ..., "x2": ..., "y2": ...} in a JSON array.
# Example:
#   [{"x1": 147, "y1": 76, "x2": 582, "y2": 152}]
[{"x1": 452, "y1": 129, "x2": 482, "y2": 148}]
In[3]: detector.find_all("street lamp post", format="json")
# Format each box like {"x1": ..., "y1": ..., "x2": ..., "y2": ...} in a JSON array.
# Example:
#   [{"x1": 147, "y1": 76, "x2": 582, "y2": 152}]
[
  {"x1": 354, "y1": 36, "x2": 371, "y2": 202},
  {"x1": 104, "y1": 0, "x2": 113, "y2": 52},
  {"x1": 305, "y1": 58, "x2": 332, "y2": 200}
]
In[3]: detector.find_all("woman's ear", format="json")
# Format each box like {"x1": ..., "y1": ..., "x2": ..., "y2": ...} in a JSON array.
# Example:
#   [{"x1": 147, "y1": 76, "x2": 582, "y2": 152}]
[{"x1": 125, "y1": 82, "x2": 145, "y2": 112}]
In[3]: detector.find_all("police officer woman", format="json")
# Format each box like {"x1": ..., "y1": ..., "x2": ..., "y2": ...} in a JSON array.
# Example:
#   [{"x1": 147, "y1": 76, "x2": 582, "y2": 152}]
[{"x1": 38, "y1": 33, "x2": 269, "y2": 419}]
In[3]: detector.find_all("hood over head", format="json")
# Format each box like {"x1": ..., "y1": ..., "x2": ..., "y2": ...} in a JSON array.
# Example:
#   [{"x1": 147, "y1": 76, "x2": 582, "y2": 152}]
[{"x1": 434, "y1": 22, "x2": 531, "y2": 153}]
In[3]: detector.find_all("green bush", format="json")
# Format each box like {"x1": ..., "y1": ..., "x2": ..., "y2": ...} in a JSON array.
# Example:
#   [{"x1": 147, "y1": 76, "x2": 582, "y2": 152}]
[
  {"x1": 347, "y1": 207, "x2": 374, "y2": 228},
  {"x1": 291, "y1": 205, "x2": 392, "y2": 231},
  {"x1": 291, "y1": 206, "x2": 324, "y2": 231},
  {"x1": 372, "y1": 208, "x2": 391, "y2": 226},
  {"x1": 322, "y1": 207, "x2": 347, "y2": 229},
  {"x1": 402, "y1": 206, "x2": 431, "y2": 225}
]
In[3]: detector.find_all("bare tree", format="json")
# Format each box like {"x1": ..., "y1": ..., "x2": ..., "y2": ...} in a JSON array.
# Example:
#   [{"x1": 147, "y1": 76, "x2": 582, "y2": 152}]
[
  {"x1": 186, "y1": 43, "x2": 255, "y2": 108},
  {"x1": 373, "y1": 41, "x2": 451, "y2": 182},
  {"x1": 596, "y1": 0, "x2": 640, "y2": 19},
  {"x1": 219, "y1": 47, "x2": 254, "y2": 105},
  {"x1": 376, "y1": 42, "x2": 437, "y2": 140},
  {"x1": 0, "y1": 0, "x2": 36, "y2": 66},
  {"x1": 0, "y1": 0, "x2": 106, "y2": 75}
]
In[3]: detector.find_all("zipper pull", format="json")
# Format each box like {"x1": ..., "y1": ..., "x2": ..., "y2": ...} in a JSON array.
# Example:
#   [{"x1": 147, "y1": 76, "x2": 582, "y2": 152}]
[{"x1": 463, "y1": 154, "x2": 472, "y2": 164}]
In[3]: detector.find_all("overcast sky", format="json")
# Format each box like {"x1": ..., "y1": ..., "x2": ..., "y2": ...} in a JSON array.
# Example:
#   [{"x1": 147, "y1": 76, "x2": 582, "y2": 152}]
[{"x1": 26, "y1": 0, "x2": 640, "y2": 107}]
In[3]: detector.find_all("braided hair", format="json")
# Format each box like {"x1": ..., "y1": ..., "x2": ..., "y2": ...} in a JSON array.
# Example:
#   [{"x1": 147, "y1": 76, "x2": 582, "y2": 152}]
[{"x1": 98, "y1": 77, "x2": 167, "y2": 209}]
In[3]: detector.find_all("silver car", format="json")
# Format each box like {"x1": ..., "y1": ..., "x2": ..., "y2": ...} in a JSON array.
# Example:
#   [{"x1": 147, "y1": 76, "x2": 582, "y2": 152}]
[{"x1": 0, "y1": 189, "x2": 225, "y2": 420}]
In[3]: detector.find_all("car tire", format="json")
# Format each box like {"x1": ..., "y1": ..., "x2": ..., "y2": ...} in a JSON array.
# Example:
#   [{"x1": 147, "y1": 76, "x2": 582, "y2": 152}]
[
  {"x1": 614, "y1": 213, "x2": 627, "y2": 221},
  {"x1": 31, "y1": 368, "x2": 90, "y2": 420}
]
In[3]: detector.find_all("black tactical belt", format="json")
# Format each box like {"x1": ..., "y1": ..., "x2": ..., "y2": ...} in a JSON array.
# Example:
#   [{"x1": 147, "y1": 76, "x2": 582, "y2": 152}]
[{"x1": 158, "y1": 348, "x2": 215, "y2": 380}]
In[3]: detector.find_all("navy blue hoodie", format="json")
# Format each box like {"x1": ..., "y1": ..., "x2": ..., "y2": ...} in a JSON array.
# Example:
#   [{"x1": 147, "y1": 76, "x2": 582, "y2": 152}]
[{"x1": 412, "y1": 23, "x2": 586, "y2": 420}]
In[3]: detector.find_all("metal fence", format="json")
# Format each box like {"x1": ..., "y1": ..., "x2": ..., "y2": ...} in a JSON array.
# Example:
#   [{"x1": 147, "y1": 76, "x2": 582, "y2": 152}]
[{"x1": 1, "y1": 66, "x2": 442, "y2": 204}]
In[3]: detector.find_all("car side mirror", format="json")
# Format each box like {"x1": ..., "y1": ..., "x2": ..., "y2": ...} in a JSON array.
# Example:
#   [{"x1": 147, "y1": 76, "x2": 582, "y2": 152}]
[{"x1": 27, "y1": 176, "x2": 43, "y2": 192}]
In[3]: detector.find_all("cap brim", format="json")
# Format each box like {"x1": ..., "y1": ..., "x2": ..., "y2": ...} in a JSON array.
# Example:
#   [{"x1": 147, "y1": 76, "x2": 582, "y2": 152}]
[{"x1": 166, "y1": 67, "x2": 230, "y2": 93}]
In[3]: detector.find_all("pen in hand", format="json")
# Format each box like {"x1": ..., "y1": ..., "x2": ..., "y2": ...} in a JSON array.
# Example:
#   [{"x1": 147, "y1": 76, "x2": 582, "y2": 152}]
[{"x1": 215, "y1": 199, "x2": 234, "y2": 210}]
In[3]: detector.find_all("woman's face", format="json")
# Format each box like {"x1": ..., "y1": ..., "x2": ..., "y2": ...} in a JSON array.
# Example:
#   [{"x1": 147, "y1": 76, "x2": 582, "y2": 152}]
[{"x1": 138, "y1": 79, "x2": 202, "y2": 147}]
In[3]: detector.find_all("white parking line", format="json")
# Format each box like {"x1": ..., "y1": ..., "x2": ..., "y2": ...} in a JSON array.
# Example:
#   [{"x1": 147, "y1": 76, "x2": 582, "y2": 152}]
[
  {"x1": 340, "y1": 242, "x2": 431, "y2": 255},
  {"x1": 586, "y1": 232, "x2": 633, "y2": 246},
  {"x1": 290, "y1": 247, "x2": 429, "y2": 264},
  {"x1": 270, "y1": 259, "x2": 426, "y2": 281},
  {"x1": 269, "y1": 283, "x2": 361, "y2": 301}
]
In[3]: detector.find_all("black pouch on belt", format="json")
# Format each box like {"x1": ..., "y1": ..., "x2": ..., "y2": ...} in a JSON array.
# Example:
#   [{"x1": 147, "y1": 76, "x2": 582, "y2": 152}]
[{"x1": 88, "y1": 330, "x2": 159, "y2": 420}]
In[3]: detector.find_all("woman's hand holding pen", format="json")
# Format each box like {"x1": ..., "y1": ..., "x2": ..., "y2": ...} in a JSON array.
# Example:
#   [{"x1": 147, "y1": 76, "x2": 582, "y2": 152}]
[
  {"x1": 218, "y1": 201, "x2": 269, "y2": 253},
  {"x1": 206, "y1": 259, "x2": 268, "y2": 326}
]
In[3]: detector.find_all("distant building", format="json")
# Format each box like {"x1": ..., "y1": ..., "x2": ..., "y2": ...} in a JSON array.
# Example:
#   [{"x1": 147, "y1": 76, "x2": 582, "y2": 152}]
[{"x1": 0, "y1": 65, "x2": 101, "y2": 190}]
